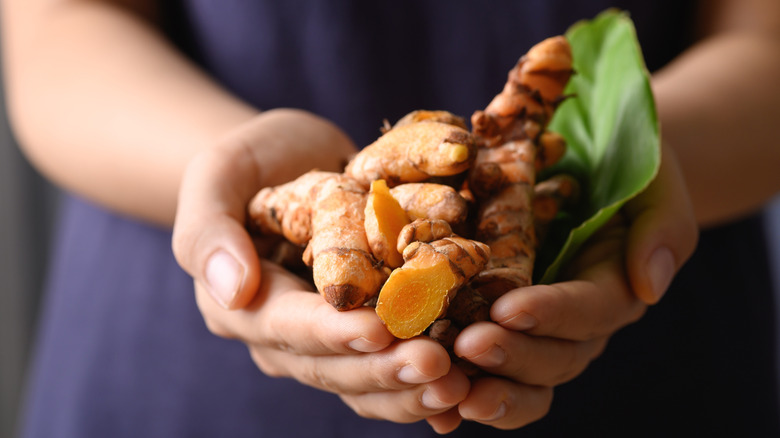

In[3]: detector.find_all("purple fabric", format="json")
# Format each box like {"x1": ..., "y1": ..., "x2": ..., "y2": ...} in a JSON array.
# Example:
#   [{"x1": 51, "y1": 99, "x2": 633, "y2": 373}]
[{"x1": 19, "y1": 1, "x2": 779, "y2": 437}]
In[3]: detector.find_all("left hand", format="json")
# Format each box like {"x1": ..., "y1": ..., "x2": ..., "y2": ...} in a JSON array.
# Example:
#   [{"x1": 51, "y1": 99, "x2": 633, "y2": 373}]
[{"x1": 426, "y1": 144, "x2": 698, "y2": 432}]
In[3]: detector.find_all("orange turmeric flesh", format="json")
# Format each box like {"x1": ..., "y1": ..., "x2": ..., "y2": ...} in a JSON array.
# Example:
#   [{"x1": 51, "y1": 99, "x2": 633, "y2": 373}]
[
  {"x1": 364, "y1": 179, "x2": 410, "y2": 269},
  {"x1": 376, "y1": 247, "x2": 460, "y2": 339},
  {"x1": 376, "y1": 236, "x2": 490, "y2": 339}
]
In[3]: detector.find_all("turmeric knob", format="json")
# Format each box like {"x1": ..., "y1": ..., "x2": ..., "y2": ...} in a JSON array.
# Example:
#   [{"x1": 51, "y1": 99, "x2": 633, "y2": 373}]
[
  {"x1": 448, "y1": 144, "x2": 471, "y2": 164},
  {"x1": 390, "y1": 183, "x2": 468, "y2": 224},
  {"x1": 396, "y1": 219, "x2": 454, "y2": 254},
  {"x1": 376, "y1": 236, "x2": 490, "y2": 339},
  {"x1": 345, "y1": 120, "x2": 477, "y2": 187}
]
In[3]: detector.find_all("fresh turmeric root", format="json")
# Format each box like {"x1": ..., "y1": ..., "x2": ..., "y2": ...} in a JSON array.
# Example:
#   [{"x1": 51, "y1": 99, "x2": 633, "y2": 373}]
[
  {"x1": 345, "y1": 118, "x2": 477, "y2": 187},
  {"x1": 384, "y1": 109, "x2": 468, "y2": 132},
  {"x1": 396, "y1": 218, "x2": 455, "y2": 254},
  {"x1": 427, "y1": 285, "x2": 490, "y2": 373},
  {"x1": 390, "y1": 183, "x2": 469, "y2": 224},
  {"x1": 471, "y1": 36, "x2": 573, "y2": 147},
  {"x1": 376, "y1": 235, "x2": 490, "y2": 339},
  {"x1": 248, "y1": 171, "x2": 389, "y2": 310},
  {"x1": 468, "y1": 36, "x2": 573, "y2": 301},
  {"x1": 246, "y1": 37, "x2": 577, "y2": 340},
  {"x1": 533, "y1": 174, "x2": 581, "y2": 245},
  {"x1": 248, "y1": 171, "x2": 335, "y2": 245},
  {"x1": 536, "y1": 131, "x2": 568, "y2": 172}
]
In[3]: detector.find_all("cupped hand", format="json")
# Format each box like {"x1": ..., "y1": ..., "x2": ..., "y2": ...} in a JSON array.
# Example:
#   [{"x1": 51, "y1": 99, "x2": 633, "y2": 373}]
[
  {"x1": 173, "y1": 108, "x2": 357, "y2": 309},
  {"x1": 172, "y1": 108, "x2": 469, "y2": 424},
  {"x1": 434, "y1": 144, "x2": 698, "y2": 431},
  {"x1": 194, "y1": 260, "x2": 470, "y2": 423}
]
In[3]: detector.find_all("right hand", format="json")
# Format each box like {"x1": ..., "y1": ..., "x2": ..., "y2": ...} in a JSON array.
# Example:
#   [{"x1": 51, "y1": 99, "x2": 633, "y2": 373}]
[{"x1": 172, "y1": 108, "x2": 470, "y2": 424}]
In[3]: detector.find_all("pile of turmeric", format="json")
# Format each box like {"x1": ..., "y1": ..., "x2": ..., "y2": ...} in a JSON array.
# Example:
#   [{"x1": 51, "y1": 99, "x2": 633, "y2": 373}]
[{"x1": 247, "y1": 36, "x2": 577, "y2": 341}]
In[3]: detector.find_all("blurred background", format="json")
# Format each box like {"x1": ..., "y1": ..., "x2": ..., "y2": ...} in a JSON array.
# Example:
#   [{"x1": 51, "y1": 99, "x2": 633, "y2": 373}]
[
  {"x1": 0, "y1": 64, "x2": 58, "y2": 438},
  {"x1": 1, "y1": 68, "x2": 780, "y2": 438}
]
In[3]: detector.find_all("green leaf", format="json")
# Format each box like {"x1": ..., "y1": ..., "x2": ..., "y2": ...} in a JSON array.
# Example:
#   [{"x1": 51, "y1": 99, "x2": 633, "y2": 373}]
[{"x1": 537, "y1": 9, "x2": 661, "y2": 283}]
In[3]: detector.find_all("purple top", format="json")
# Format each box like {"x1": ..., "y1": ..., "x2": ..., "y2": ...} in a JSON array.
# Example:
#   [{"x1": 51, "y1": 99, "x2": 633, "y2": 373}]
[{"x1": 19, "y1": 1, "x2": 779, "y2": 437}]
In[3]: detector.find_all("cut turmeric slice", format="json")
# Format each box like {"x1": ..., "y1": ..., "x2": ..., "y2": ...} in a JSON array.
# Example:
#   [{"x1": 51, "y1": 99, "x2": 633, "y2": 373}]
[
  {"x1": 364, "y1": 179, "x2": 410, "y2": 269},
  {"x1": 376, "y1": 246, "x2": 460, "y2": 339},
  {"x1": 376, "y1": 237, "x2": 490, "y2": 339}
]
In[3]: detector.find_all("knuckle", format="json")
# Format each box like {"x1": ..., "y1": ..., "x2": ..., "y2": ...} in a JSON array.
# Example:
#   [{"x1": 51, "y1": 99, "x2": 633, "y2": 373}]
[
  {"x1": 171, "y1": 225, "x2": 206, "y2": 275},
  {"x1": 261, "y1": 311, "x2": 302, "y2": 353},
  {"x1": 340, "y1": 396, "x2": 381, "y2": 420},
  {"x1": 529, "y1": 388, "x2": 554, "y2": 422},
  {"x1": 201, "y1": 315, "x2": 234, "y2": 339},
  {"x1": 248, "y1": 348, "x2": 285, "y2": 378},
  {"x1": 300, "y1": 364, "x2": 340, "y2": 393},
  {"x1": 625, "y1": 302, "x2": 648, "y2": 326},
  {"x1": 590, "y1": 337, "x2": 609, "y2": 360},
  {"x1": 549, "y1": 341, "x2": 589, "y2": 385},
  {"x1": 500, "y1": 386, "x2": 553, "y2": 430},
  {"x1": 531, "y1": 284, "x2": 569, "y2": 333},
  {"x1": 682, "y1": 222, "x2": 700, "y2": 261}
]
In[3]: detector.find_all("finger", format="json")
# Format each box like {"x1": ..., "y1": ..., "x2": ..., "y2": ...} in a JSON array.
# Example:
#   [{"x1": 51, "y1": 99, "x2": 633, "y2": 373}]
[
  {"x1": 458, "y1": 376, "x2": 553, "y2": 430},
  {"x1": 622, "y1": 143, "x2": 699, "y2": 304},
  {"x1": 173, "y1": 142, "x2": 263, "y2": 309},
  {"x1": 195, "y1": 261, "x2": 395, "y2": 355},
  {"x1": 247, "y1": 336, "x2": 452, "y2": 395},
  {"x1": 490, "y1": 259, "x2": 646, "y2": 341},
  {"x1": 455, "y1": 321, "x2": 607, "y2": 387},
  {"x1": 340, "y1": 365, "x2": 470, "y2": 424},
  {"x1": 425, "y1": 407, "x2": 463, "y2": 435}
]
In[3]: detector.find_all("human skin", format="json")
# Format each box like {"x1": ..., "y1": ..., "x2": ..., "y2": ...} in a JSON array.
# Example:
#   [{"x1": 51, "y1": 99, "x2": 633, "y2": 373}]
[{"x1": 2, "y1": 0, "x2": 778, "y2": 433}]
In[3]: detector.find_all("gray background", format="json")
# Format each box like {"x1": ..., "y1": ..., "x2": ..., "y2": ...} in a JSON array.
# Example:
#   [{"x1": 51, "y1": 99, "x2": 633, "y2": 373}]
[
  {"x1": 0, "y1": 68, "x2": 58, "y2": 437},
  {"x1": 0, "y1": 94, "x2": 57, "y2": 436}
]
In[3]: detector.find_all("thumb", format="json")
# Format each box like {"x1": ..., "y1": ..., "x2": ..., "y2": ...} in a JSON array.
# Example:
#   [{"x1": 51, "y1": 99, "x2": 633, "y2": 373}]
[
  {"x1": 173, "y1": 145, "x2": 262, "y2": 309},
  {"x1": 622, "y1": 143, "x2": 699, "y2": 305}
]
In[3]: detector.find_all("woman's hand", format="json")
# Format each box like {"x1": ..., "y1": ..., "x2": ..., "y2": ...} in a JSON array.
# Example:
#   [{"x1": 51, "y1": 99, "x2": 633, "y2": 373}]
[
  {"x1": 194, "y1": 260, "x2": 470, "y2": 423},
  {"x1": 172, "y1": 108, "x2": 470, "y2": 424},
  {"x1": 173, "y1": 108, "x2": 357, "y2": 309},
  {"x1": 427, "y1": 144, "x2": 698, "y2": 432}
]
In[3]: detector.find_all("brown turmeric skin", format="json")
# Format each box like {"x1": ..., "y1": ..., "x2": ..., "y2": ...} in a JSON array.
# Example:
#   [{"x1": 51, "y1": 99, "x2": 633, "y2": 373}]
[
  {"x1": 384, "y1": 109, "x2": 468, "y2": 132},
  {"x1": 471, "y1": 36, "x2": 573, "y2": 148},
  {"x1": 248, "y1": 171, "x2": 388, "y2": 310},
  {"x1": 390, "y1": 183, "x2": 469, "y2": 224},
  {"x1": 396, "y1": 218, "x2": 455, "y2": 254},
  {"x1": 533, "y1": 174, "x2": 581, "y2": 245},
  {"x1": 468, "y1": 36, "x2": 573, "y2": 300},
  {"x1": 248, "y1": 170, "x2": 335, "y2": 245},
  {"x1": 345, "y1": 120, "x2": 477, "y2": 187}
]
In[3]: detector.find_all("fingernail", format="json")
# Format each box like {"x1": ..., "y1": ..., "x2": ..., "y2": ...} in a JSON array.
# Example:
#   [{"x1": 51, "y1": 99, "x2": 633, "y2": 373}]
[
  {"x1": 648, "y1": 247, "x2": 675, "y2": 302},
  {"x1": 467, "y1": 345, "x2": 506, "y2": 367},
  {"x1": 496, "y1": 311, "x2": 538, "y2": 331},
  {"x1": 398, "y1": 364, "x2": 435, "y2": 384},
  {"x1": 483, "y1": 402, "x2": 507, "y2": 421},
  {"x1": 348, "y1": 337, "x2": 385, "y2": 353},
  {"x1": 205, "y1": 250, "x2": 243, "y2": 308},
  {"x1": 421, "y1": 389, "x2": 452, "y2": 410}
]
